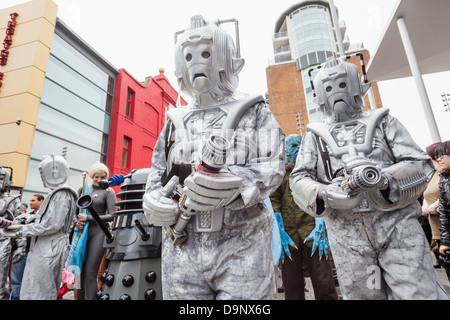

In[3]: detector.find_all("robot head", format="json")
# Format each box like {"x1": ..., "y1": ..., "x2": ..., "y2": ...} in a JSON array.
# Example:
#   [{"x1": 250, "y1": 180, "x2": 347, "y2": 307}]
[
  {"x1": 174, "y1": 15, "x2": 245, "y2": 104},
  {"x1": 39, "y1": 154, "x2": 70, "y2": 190},
  {"x1": 285, "y1": 134, "x2": 302, "y2": 164},
  {"x1": 0, "y1": 166, "x2": 12, "y2": 192},
  {"x1": 312, "y1": 57, "x2": 371, "y2": 123}
]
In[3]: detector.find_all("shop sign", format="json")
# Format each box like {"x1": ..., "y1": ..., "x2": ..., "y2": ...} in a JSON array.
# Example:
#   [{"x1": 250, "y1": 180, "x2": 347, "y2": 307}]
[{"x1": 0, "y1": 12, "x2": 19, "y2": 88}]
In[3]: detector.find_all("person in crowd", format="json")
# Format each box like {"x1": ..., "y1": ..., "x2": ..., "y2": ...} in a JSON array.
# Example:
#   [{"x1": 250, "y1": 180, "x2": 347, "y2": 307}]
[
  {"x1": 290, "y1": 57, "x2": 447, "y2": 299},
  {"x1": 75, "y1": 161, "x2": 116, "y2": 300},
  {"x1": 143, "y1": 15, "x2": 284, "y2": 299},
  {"x1": 0, "y1": 165, "x2": 25, "y2": 300},
  {"x1": 422, "y1": 142, "x2": 443, "y2": 267},
  {"x1": 270, "y1": 134, "x2": 338, "y2": 300},
  {"x1": 1, "y1": 154, "x2": 78, "y2": 299},
  {"x1": 9, "y1": 193, "x2": 44, "y2": 300},
  {"x1": 436, "y1": 141, "x2": 450, "y2": 281}
]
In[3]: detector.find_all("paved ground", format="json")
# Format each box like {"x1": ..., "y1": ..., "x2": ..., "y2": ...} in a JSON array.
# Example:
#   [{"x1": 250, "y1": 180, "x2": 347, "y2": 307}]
[
  {"x1": 275, "y1": 253, "x2": 450, "y2": 300},
  {"x1": 62, "y1": 253, "x2": 450, "y2": 300}
]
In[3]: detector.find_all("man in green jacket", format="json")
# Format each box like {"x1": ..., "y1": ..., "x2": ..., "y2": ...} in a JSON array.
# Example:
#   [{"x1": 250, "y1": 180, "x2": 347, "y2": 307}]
[{"x1": 270, "y1": 134, "x2": 337, "y2": 300}]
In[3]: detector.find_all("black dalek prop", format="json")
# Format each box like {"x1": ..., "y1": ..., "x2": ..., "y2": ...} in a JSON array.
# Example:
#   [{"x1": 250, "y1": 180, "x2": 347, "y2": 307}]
[{"x1": 80, "y1": 168, "x2": 162, "y2": 300}]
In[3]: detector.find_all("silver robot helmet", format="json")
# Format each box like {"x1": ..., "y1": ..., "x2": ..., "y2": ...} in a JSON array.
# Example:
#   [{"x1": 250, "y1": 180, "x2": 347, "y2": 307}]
[
  {"x1": 174, "y1": 14, "x2": 245, "y2": 103},
  {"x1": 313, "y1": 58, "x2": 371, "y2": 123},
  {"x1": 0, "y1": 166, "x2": 11, "y2": 192},
  {"x1": 39, "y1": 154, "x2": 70, "y2": 190}
]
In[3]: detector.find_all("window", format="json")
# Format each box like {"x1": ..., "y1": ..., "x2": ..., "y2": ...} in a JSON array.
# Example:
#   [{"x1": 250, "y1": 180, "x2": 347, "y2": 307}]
[
  {"x1": 317, "y1": 51, "x2": 326, "y2": 63},
  {"x1": 299, "y1": 55, "x2": 308, "y2": 69},
  {"x1": 36, "y1": 104, "x2": 103, "y2": 150},
  {"x1": 125, "y1": 88, "x2": 135, "y2": 119},
  {"x1": 46, "y1": 56, "x2": 109, "y2": 109},
  {"x1": 41, "y1": 79, "x2": 110, "y2": 132},
  {"x1": 142, "y1": 146, "x2": 153, "y2": 167},
  {"x1": 144, "y1": 102, "x2": 160, "y2": 136},
  {"x1": 30, "y1": 131, "x2": 101, "y2": 172},
  {"x1": 50, "y1": 34, "x2": 111, "y2": 91},
  {"x1": 122, "y1": 136, "x2": 132, "y2": 169}
]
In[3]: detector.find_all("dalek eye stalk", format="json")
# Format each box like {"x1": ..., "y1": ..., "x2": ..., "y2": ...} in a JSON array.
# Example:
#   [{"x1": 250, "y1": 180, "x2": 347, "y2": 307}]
[{"x1": 78, "y1": 169, "x2": 162, "y2": 300}]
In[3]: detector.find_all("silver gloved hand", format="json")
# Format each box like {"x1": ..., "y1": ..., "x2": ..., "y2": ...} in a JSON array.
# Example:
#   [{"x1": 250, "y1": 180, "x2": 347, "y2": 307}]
[
  {"x1": 182, "y1": 168, "x2": 243, "y2": 213},
  {"x1": 0, "y1": 222, "x2": 24, "y2": 238},
  {"x1": 7, "y1": 223, "x2": 23, "y2": 231},
  {"x1": 320, "y1": 183, "x2": 362, "y2": 211},
  {"x1": 143, "y1": 189, "x2": 180, "y2": 227},
  {"x1": 12, "y1": 244, "x2": 26, "y2": 264},
  {"x1": 0, "y1": 217, "x2": 12, "y2": 229},
  {"x1": 0, "y1": 229, "x2": 21, "y2": 238}
]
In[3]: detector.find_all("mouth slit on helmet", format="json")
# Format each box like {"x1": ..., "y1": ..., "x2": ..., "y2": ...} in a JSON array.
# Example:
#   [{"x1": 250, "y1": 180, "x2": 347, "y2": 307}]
[{"x1": 194, "y1": 73, "x2": 207, "y2": 80}]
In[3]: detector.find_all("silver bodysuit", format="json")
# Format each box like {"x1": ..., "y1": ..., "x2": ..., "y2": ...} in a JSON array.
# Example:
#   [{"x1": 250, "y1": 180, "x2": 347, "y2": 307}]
[
  {"x1": 290, "y1": 111, "x2": 448, "y2": 299},
  {"x1": 0, "y1": 194, "x2": 21, "y2": 299},
  {"x1": 19, "y1": 187, "x2": 77, "y2": 300},
  {"x1": 145, "y1": 96, "x2": 285, "y2": 299}
]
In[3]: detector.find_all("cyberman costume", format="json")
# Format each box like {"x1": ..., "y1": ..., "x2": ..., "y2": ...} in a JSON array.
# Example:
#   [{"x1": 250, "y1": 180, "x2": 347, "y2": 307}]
[
  {"x1": 0, "y1": 166, "x2": 25, "y2": 300},
  {"x1": 3, "y1": 154, "x2": 78, "y2": 299},
  {"x1": 143, "y1": 15, "x2": 284, "y2": 299},
  {"x1": 290, "y1": 58, "x2": 448, "y2": 300}
]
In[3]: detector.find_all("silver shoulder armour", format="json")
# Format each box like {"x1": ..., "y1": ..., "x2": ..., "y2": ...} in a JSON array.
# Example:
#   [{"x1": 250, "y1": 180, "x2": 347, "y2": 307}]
[
  {"x1": 167, "y1": 94, "x2": 264, "y2": 137},
  {"x1": 38, "y1": 186, "x2": 78, "y2": 233},
  {"x1": 307, "y1": 108, "x2": 389, "y2": 158},
  {"x1": 165, "y1": 94, "x2": 264, "y2": 173}
]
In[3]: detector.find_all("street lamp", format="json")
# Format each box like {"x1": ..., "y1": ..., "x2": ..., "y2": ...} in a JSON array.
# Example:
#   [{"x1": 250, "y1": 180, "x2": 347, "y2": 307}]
[{"x1": 442, "y1": 92, "x2": 450, "y2": 112}]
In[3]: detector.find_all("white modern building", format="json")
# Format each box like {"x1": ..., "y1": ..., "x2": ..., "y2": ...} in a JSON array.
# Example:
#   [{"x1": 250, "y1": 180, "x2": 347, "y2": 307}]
[{"x1": 367, "y1": 0, "x2": 450, "y2": 143}]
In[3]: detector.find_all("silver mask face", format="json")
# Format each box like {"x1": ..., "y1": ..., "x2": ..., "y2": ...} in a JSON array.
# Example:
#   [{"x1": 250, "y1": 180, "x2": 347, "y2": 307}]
[
  {"x1": 183, "y1": 40, "x2": 214, "y2": 95},
  {"x1": 0, "y1": 166, "x2": 11, "y2": 192},
  {"x1": 174, "y1": 15, "x2": 245, "y2": 105},
  {"x1": 39, "y1": 154, "x2": 69, "y2": 190},
  {"x1": 313, "y1": 59, "x2": 371, "y2": 123}
]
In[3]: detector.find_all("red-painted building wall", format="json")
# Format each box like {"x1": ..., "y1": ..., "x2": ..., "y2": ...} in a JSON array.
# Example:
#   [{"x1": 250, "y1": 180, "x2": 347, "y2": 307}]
[{"x1": 107, "y1": 68, "x2": 186, "y2": 185}]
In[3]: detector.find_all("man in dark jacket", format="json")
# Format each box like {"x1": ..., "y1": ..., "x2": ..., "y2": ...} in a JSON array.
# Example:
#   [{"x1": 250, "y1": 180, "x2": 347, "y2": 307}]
[{"x1": 270, "y1": 134, "x2": 337, "y2": 300}]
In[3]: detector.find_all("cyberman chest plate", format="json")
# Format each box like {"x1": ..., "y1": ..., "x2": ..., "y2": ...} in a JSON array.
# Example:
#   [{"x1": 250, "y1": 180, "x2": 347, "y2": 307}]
[
  {"x1": 167, "y1": 94, "x2": 263, "y2": 143},
  {"x1": 165, "y1": 94, "x2": 264, "y2": 232},
  {"x1": 307, "y1": 108, "x2": 389, "y2": 159},
  {"x1": 307, "y1": 108, "x2": 390, "y2": 213}
]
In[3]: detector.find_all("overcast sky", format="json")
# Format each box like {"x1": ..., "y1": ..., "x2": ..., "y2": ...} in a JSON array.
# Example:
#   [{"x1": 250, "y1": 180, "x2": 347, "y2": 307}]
[{"x1": 3, "y1": 0, "x2": 450, "y2": 149}]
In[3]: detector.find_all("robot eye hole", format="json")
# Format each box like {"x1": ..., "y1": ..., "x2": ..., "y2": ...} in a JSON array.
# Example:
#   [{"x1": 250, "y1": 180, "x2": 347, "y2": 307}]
[
  {"x1": 326, "y1": 86, "x2": 332, "y2": 92},
  {"x1": 339, "y1": 82, "x2": 347, "y2": 88},
  {"x1": 185, "y1": 53, "x2": 192, "y2": 62},
  {"x1": 201, "y1": 51, "x2": 211, "y2": 59}
]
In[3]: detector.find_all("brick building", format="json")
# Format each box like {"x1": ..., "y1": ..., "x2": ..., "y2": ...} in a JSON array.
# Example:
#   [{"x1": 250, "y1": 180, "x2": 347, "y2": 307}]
[
  {"x1": 108, "y1": 68, "x2": 185, "y2": 179},
  {"x1": 266, "y1": 1, "x2": 383, "y2": 136}
]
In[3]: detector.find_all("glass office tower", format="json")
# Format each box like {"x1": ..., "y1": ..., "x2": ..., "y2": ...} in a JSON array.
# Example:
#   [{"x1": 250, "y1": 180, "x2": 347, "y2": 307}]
[
  {"x1": 272, "y1": 1, "x2": 346, "y2": 124},
  {"x1": 289, "y1": 4, "x2": 336, "y2": 122},
  {"x1": 290, "y1": 4, "x2": 336, "y2": 69}
]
